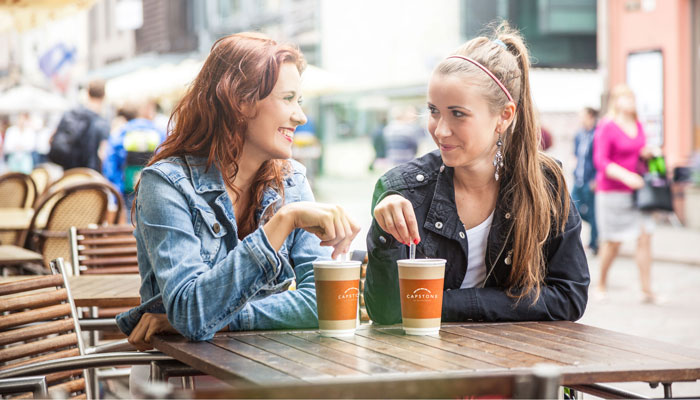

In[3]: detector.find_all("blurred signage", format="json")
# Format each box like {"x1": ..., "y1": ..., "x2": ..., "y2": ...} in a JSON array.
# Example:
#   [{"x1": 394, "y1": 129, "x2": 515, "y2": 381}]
[
  {"x1": 38, "y1": 43, "x2": 76, "y2": 78},
  {"x1": 627, "y1": 50, "x2": 664, "y2": 146},
  {"x1": 115, "y1": 0, "x2": 143, "y2": 31}
]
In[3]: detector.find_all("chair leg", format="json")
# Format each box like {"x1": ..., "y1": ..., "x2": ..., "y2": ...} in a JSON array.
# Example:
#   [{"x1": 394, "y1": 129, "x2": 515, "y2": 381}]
[
  {"x1": 0, "y1": 376, "x2": 48, "y2": 398},
  {"x1": 87, "y1": 307, "x2": 101, "y2": 400}
]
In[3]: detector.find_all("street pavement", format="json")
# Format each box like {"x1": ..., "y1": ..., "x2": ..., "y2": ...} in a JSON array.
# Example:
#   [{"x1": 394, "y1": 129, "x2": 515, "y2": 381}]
[{"x1": 315, "y1": 136, "x2": 700, "y2": 398}]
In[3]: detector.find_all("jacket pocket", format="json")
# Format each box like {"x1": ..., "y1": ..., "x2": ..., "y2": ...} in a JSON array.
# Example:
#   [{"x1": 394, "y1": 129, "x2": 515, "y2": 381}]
[{"x1": 194, "y1": 206, "x2": 227, "y2": 263}]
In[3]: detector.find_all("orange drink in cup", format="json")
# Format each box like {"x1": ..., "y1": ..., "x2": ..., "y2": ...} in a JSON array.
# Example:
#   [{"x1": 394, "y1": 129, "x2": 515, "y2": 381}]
[
  {"x1": 313, "y1": 260, "x2": 362, "y2": 337},
  {"x1": 397, "y1": 258, "x2": 446, "y2": 335}
]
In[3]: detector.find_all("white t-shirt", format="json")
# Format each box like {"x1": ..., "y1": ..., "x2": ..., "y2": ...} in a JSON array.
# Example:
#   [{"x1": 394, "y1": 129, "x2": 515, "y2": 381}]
[{"x1": 460, "y1": 210, "x2": 495, "y2": 289}]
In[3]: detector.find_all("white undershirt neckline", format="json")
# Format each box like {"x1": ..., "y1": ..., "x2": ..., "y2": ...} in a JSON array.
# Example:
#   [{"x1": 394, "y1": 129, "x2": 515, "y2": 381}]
[{"x1": 460, "y1": 209, "x2": 495, "y2": 289}]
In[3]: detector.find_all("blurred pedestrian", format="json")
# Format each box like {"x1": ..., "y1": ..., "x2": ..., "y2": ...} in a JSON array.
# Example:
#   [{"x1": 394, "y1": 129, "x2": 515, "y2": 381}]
[
  {"x1": 3, "y1": 112, "x2": 37, "y2": 174},
  {"x1": 48, "y1": 80, "x2": 110, "y2": 172},
  {"x1": 383, "y1": 105, "x2": 425, "y2": 165},
  {"x1": 0, "y1": 115, "x2": 9, "y2": 173},
  {"x1": 593, "y1": 84, "x2": 661, "y2": 303},
  {"x1": 369, "y1": 115, "x2": 387, "y2": 171},
  {"x1": 365, "y1": 22, "x2": 588, "y2": 324},
  {"x1": 540, "y1": 125, "x2": 553, "y2": 151},
  {"x1": 572, "y1": 107, "x2": 599, "y2": 253},
  {"x1": 102, "y1": 101, "x2": 166, "y2": 221}
]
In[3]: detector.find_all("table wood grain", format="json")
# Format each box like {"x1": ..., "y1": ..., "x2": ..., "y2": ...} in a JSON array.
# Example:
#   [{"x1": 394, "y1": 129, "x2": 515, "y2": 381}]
[
  {"x1": 152, "y1": 321, "x2": 700, "y2": 389},
  {"x1": 0, "y1": 274, "x2": 141, "y2": 308}
]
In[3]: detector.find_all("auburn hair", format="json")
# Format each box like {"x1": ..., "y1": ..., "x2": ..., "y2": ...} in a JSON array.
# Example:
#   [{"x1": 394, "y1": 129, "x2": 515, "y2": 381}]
[
  {"x1": 139, "y1": 32, "x2": 306, "y2": 238},
  {"x1": 436, "y1": 21, "x2": 570, "y2": 303}
]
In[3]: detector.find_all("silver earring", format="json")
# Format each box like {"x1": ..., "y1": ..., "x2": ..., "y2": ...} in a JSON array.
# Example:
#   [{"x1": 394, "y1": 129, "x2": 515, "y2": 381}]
[{"x1": 493, "y1": 133, "x2": 504, "y2": 181}]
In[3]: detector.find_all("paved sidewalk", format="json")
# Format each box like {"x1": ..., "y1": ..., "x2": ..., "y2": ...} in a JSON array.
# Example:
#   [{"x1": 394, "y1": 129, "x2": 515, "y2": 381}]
[{"x1": 618, "y1": 224, "x2": 700, "y2": 266}]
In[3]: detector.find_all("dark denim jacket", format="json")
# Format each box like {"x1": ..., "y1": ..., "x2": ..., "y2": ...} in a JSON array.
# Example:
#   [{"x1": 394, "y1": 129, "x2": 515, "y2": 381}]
[{"x1": 364, "y1": 150, "x2": 589, "y2": 324}]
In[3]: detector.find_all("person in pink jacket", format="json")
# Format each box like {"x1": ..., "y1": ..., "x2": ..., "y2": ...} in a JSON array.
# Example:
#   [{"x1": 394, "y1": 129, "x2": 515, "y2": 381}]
[{"x1": 593, "y1": 84, "x2": 660, "y2": 303}]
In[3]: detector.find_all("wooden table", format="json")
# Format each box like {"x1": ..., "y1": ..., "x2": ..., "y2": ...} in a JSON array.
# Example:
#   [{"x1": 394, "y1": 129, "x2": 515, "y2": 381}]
[
  {"x1": 0, "y1": 208, "x2": 34, "y2": 231},
  {"x1": 0, "y1": 245, "x2": 43, "y2": 265},
  {"x1": 67, "y1": 274, "x2": 141, "y2": 308},
  {"x1": 152, "y1": 321, "x2": 700, "y2": 398},
  {"x1": 0, "y1": 274, "x2": 141, "y2": 308}
]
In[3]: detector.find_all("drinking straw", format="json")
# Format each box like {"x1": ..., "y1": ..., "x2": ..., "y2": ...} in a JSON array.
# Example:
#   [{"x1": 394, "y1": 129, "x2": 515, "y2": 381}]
[{"x1": 409, "y1": 243, "x2": 416, "y2": 260}]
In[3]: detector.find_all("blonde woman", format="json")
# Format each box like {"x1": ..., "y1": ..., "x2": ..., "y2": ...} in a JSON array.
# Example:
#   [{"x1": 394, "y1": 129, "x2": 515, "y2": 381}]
[
  {"x1": 365, "y1": 22, "x2": 589, "y2": 323},
  {"x1": 593, "y1": 84, "x2": 660, "y2": 303}
]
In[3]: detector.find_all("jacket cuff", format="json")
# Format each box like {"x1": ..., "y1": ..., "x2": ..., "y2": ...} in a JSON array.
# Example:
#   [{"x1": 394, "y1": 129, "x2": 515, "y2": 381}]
[
  {"x1": 376, "y1": 190, "x2": 404, "y2": 205},
  {"x1": 442, "y1": 288, "x2": 481, "y2": 322},
  {"x1": 242, "y1": 227, "x2": 282, "y2": 283}
]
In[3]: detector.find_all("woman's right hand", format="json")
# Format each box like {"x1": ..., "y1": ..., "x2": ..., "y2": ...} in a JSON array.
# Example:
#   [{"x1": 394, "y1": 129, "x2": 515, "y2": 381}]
[
  {"x1": 373, "y1": 195, "x2": 420, "y2": 245},
  {"x1": 127, "y1": 313, "x2": 178, "y2": 351},
  {"x1": 280, "y1": 202, "x2": 361, "y2": 258}
]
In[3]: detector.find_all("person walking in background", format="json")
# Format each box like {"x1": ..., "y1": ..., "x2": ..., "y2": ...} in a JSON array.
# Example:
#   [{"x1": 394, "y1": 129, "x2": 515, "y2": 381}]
[
  {"x1": 572, "y1": 107, "x2": 599, "y2": 254},
  {"x1": 383, "y1": 105, "x2": 425, "y2": 166},
  {"x1": 593, "y1": 84, "x2": 660, "y2": 303},
  {"x1": 369, "y1": 115, "x2": 387, "y2": 171},
  {"x1": 48, "y1": 80, "x2": 110, "y2": 172},
  {"x1": 3, "y1": 112, "x2": 37, "y2": 174},
  {"x1": 102, "y1": 101, "x2": 167, "y2": 221}
]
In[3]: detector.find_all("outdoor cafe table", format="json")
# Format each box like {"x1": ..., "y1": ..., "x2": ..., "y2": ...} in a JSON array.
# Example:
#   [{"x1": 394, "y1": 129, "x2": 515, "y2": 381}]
[
  {"x1": 0, "y1": 245, "x2": 43, "y2": 266},
  {"x1": 151, "y1": 321, "x2": 700, "y2": 398},
  {"x1": 0, "y1": 208, "x2": 34, "y2": 232},
  {"x1": 0, "y1": 274, "x2": 141, "y2": 308}
]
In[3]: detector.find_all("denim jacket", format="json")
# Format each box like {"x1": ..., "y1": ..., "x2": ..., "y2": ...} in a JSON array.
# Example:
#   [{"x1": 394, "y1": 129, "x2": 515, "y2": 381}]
[
  {"x1": 116, "y1": 155, "x2": 330, "y2": 341},
  {"x1": 364, "y1": 150, "x2": 589, "y2": 324}
]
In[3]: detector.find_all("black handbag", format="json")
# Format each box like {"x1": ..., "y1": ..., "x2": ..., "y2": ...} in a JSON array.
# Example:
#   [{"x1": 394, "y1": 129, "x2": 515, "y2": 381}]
[{"x1": 633, "y1": 173, "x2": 674, "y2": 212}]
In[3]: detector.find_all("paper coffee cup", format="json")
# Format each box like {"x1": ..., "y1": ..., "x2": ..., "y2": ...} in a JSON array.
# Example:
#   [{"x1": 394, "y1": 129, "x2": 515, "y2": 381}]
[
  {"x1": 397, "y1": 258, "x2": 446, "y2": 335},
  {"x1": 313, "y1": 260, "x2": 362, "y2": 337}
]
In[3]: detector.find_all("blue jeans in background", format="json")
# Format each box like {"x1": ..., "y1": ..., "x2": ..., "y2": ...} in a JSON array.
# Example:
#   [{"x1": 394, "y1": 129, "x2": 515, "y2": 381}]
[{"x1": 572, "y1": 183, "x2": 598, "y2": 252}]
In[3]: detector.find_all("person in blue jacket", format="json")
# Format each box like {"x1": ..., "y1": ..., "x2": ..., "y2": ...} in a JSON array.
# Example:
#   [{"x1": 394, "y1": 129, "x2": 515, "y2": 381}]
[
  {"x1": 365, "y1": 23, "x2": 589, "y2": 324},
  {"x1": 118, "y1": 32, "x2": 359, "y2": 349},
  {"x1": 102, "y1": 101, "x2": 167, "y2": 221}
]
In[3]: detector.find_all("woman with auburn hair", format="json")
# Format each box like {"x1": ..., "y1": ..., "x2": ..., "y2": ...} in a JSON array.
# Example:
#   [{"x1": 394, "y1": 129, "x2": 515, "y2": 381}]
[
  {"x1": 364, "y1": 22, "x2": 589, "y2": 324},
  {"x1": 116, "y1": 32, "x2": 360, "y2": 347},
  {"x1": 593, "y1": 84, "x2": 660, "y2": 303}
]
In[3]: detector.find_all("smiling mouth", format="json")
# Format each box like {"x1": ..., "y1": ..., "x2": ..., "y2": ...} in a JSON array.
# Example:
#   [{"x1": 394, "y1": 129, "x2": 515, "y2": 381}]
[{"x1": 279, "y1": 128, "x2": 294, "y2": 142}]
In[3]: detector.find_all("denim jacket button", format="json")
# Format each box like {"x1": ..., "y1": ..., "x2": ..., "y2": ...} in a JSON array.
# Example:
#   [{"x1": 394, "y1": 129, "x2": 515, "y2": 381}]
[
  {"x1": 213, "y1": 223, "x2": 221, "y2": 233},
  {"x1": 379, "y1": 235, "x2": 387, "y2": 244},
  {"x1": 505, "y1": 212, "x2": 512, "y2": 220},
  {"x1": 435, "y1": 221, "x2": 443, "y2": 229},
  {"x1": 416, "y1": 174, "x2": 425, "y2": 182},
  {"x1": 440, "y1": 165, "x2": 445, "y2": 172},
  {"x1": 459, "y1": 231, "x2": 465, "y2": 239}
]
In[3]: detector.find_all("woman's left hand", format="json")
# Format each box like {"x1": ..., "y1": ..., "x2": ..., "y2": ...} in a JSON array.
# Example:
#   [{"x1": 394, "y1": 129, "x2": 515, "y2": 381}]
[{"x1": 127, "y1": 313, "x2": 178, "y2": 351}]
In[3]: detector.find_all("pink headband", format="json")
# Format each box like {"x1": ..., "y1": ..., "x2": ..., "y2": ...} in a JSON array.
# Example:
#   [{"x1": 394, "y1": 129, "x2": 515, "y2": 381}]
[{"x1": 447, "y1": 55, "x2": 514, "y2": 103}]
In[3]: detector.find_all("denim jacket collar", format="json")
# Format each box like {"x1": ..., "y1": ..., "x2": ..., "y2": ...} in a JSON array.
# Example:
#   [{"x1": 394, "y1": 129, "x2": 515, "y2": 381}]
[
  {"x1": 185, "y1": 154, "x2": 226, "y2": 194},
  {"x1": 184, "y1": 154, "x2": 283, "y2": 223}
]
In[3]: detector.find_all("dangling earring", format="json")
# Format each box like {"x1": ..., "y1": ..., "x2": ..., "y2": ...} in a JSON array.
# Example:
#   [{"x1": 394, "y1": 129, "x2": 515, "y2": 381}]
[{"x1": 493, "y1": 132, "x2": 504, "y2": 181}]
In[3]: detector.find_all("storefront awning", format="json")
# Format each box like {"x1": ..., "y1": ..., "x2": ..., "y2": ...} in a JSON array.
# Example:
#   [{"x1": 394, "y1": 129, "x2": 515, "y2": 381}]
[{"x1": 0, "y1": 0, "x2": 96, "y2": 32}]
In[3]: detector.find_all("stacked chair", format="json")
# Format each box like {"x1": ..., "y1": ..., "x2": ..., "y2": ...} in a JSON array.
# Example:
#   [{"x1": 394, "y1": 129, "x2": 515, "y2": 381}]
[
  {"x1": 0, "y1": 258, "x2": 183, "y2": 399},
  {"x1": 0, "y1": 172, "x2": 37, "y2": 247}
]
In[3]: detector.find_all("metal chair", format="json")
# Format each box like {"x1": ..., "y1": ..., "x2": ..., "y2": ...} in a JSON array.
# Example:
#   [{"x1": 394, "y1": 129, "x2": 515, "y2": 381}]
[
  {"x1": 186, "y1": 368, "x2": 561, "y2": 399},
  {"x1": 0, "y1": 258, "x2": 195, "y2": 399},
  {"x1": 20, "y1": 181, "x2": 125, "y2": 272},
  {"x1": 69, "y1": 225, "x2": 138, "y2": 276},
  {"x1": 0, "y1": 268, "x2": 90, "y2": 398}
]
